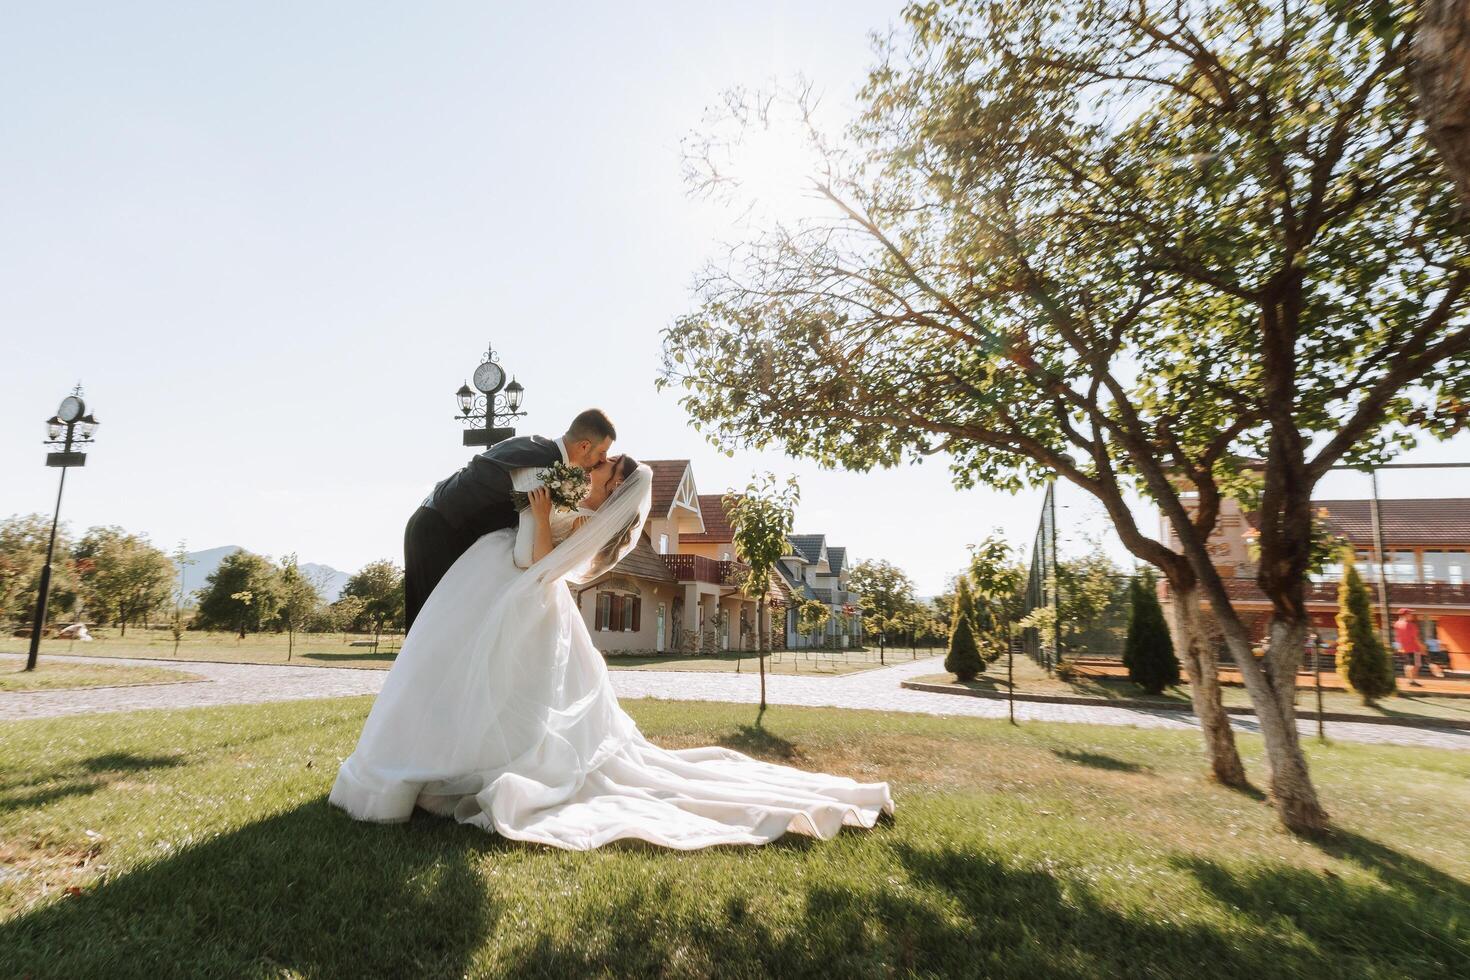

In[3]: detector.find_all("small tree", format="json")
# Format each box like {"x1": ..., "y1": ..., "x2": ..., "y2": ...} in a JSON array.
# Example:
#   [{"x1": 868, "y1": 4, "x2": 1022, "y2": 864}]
[
  {"x1": 969, "y1": 537, "x2": 1027, "y2": 660},
  {"x1": 170, "y1": 540, "x2": 194, "y2": 656},
  {"x1": 850, "y1": 559, "x2": 917, "y2": 664},
  {"x1": 1123, "y1": 572, "x2": 1181, "y2": 695},
  {"x1": 341, "y1": 560, "x2": 405, "y2": 653},
  {"x1": 276, "y1": 554, "x2": 321, "y2": 661},
  {"x1": 796, "y1": 597, "x2": 829, "y2": 651},
  {"x1": 725, "y1": 474, "x2": 800, "y2": 709},
  {"x1": 945, "y1": 584, "x2": 984, "y2": 681},
  {"x1": 1335, "y1": 551, "x2": 1396, "y2": 705}
]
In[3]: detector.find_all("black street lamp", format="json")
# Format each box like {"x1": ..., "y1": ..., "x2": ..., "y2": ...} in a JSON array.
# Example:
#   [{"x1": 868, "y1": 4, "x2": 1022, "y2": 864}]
[
  {"x1": 27, "y1": 385, "x2": 99, "y2": 671},
  {"x1": 454, "y1": 343, "x2": 527, "y2": 448}
]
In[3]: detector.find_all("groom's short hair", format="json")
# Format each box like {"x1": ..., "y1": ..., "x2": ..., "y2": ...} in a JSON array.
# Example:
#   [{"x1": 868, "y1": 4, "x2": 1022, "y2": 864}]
[{"x1": 567, "y1": 409, "x2": 616, "y2": 444}]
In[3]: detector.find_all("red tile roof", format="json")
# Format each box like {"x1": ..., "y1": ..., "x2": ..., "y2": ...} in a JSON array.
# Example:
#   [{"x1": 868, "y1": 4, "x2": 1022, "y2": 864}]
[
  {"x1": 682, "y1": 494, "x2": 735, "y2": 544},
  {"x1": 643, "y1": 459, "x2": 691, "y2": 518},
  {"x1": 1248, "y1": 498, "x2": 1470, "y2": 547}
]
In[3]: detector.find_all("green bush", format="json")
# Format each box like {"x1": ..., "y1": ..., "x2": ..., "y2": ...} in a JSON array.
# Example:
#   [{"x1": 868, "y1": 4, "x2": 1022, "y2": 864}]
[
  {"x1": 1123, "y1": 572, "x2": 1181, "y2": 695},
  {"x1": 945, "y1": 580, "x2": 985, "y2": 680},
  {"x1": 1335, "y1": 551, "x2": 1395, "y2": 705}
]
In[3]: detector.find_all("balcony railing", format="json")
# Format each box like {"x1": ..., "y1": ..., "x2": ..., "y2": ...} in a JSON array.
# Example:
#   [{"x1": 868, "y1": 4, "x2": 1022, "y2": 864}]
[
  {"x1": 1179, "y1": 577, "x2": 1470, "y2": 607},
  {"x1": 662, "y1": 554, "x2": 750, "y2": 585}
]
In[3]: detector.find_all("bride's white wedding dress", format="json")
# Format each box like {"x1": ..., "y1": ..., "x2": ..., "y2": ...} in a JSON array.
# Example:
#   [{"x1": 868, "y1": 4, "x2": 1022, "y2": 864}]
[{"x1": 330, "y1": 464, "x2": 893, "y2": 850}]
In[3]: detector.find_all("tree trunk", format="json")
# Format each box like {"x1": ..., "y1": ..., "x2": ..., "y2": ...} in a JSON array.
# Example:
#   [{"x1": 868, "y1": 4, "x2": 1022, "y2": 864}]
[
  {"x1": 1171, "y1": 586, "x2": 1250, "y2": 788},
  {"x1": 1196, "y1": 571, "x2": 1329, "y2": 834},
  {"x1": 757, "y1": 598, "x2": 767, "y2": 708},
  {"x1": 1414, "y1": 1, "x2": 1470, "y2": 212}
]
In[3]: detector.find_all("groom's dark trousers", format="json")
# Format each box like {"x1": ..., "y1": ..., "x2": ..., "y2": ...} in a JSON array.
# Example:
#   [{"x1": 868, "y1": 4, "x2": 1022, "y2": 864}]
[{"x1": 404, "y1": 434, "x2": 562, "y2": 633}]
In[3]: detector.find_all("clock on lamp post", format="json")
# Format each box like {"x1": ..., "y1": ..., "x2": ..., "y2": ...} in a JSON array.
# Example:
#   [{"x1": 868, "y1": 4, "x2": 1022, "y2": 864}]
[{"x1": 455, "y1": 343, "x2": 526, "y2": 448}]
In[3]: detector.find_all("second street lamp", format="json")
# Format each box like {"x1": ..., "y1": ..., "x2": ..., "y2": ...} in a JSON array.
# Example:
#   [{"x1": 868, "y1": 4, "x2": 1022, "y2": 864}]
[{"x1": 27, "y1": 385, "x2": 99, "y2": 671}]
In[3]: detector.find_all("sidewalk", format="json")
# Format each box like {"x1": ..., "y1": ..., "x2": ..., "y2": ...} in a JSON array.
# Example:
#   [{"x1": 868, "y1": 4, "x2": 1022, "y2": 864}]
[{"x1": 4, "y1": 652, "x2": 1469, "y2": 751}]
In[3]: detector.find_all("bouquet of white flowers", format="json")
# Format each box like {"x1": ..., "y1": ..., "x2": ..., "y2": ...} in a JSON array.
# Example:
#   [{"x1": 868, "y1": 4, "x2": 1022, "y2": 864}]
[{"x1": 511, "y1": 461, "x2": 591, "y2": 513}]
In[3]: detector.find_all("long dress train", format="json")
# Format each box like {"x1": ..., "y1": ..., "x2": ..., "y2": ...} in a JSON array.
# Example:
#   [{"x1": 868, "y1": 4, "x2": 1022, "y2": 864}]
[{"x1": 329, "y1": 466, "x2": 893, "y2": 850}]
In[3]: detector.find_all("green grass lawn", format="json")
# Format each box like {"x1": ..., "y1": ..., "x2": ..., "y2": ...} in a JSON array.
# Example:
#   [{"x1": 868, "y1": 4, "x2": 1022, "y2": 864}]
[
  {"x1": 10, "y1": 629, "x2": 405, "y2": 671},
  {"x1": 915, "y1": 655, "x2": 1470, "y2": 725},
  {"x1": 604, "y1": 646, "x2": 942, "y2": 677},
  {"x1": 2, "y1": 698, "x2": 1468, "y2": 977},
  {"x1": 10, "y1": 629, "x2": 934, "y2": 677},
  {"x1": 0, "y1": 659, "x2": 200, "y2": 693}
]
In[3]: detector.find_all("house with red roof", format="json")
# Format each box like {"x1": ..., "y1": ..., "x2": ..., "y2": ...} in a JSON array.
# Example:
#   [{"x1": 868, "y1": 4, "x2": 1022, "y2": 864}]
[
  {"x1": 1161, "y1": 494, "x2": 1470, "y2": 671},
  {"x1": 571, "y1": 460, "x2": 789, "y2": 655}
]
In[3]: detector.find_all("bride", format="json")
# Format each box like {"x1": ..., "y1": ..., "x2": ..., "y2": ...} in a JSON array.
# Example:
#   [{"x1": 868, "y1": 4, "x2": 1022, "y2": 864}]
[{"x1": 330, "y1": 456, "x2": 894, "y2": 850}]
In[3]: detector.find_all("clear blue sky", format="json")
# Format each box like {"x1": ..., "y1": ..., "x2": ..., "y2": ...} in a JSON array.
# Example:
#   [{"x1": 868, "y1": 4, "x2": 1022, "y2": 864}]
[{"x1": 2, "y1": 2, "x2": 1467, "y2": 596}]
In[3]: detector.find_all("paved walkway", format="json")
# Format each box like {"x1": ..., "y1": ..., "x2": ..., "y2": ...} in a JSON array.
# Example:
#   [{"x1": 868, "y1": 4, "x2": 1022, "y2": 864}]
[{"x1": 4, "y1": 652, "x2": 1469, "y2": 750}]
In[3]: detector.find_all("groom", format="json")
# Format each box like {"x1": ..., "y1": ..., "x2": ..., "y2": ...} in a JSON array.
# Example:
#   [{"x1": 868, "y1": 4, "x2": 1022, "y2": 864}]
[{"x1": 403, "y1": 408, "x2": 616, "y2": 632}]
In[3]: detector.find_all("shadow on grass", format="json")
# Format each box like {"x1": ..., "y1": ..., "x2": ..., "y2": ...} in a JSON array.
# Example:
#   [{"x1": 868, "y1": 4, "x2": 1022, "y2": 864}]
[
  {"x1": 1, "y1": 753, "x2": 187, "y2": 810},
  {"x1": 488, "y1": 838, "x2": 1469, "y2": 977},
  {"x1": 716, "y1": 717, "x2": 803, "y2": 762},
  {"x1": 1175, "y1": 829, "x2": 1470, "y2": 977},
  {"x1": 0, "y1": 798, "x2": 500, "y2": 978},
  {"x1": 300, "y1": 651, "x2": 399, "y2": 664},
  {"x1": 1050, "y1": 748, "x2": 1150, "y2": 774}
]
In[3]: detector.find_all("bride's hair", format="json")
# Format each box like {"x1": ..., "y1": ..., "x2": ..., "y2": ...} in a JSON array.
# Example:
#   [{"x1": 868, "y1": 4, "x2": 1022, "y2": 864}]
[{"x1": 582, "y1": 456, "x2": 646, "y2": 579}]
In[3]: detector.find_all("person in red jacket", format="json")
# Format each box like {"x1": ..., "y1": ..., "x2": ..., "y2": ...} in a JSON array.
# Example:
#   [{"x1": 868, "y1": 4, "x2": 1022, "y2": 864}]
[{"x1": 1395, "y1": 609, "x2": 1445, "y2": 685}]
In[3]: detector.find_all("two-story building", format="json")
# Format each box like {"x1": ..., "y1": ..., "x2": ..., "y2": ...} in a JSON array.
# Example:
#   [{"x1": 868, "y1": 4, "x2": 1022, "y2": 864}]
[
  {"x1": 778, "y1": 533, "x2": 864, "y2": 648},
  {"x1": 572, "y1": 460, "x2": 788, "y2": 655},
  {"x1": 1161, "y1": 494, "x2": 1470, "y2": 671}
]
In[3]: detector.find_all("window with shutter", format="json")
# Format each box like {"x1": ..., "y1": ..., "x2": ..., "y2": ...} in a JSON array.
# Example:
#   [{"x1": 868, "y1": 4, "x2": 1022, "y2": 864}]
[
  {"x1": 631, "y1": 596, "x2": 642, "y2": 632},
  {"x1": 597, "y1": 593, "x2": 611, "y2": 631}
]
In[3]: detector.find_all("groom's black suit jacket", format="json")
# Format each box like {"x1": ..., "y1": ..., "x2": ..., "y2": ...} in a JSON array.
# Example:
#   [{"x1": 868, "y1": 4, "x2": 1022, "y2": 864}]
[
  {"x1": 423, "y1": 434, "x2": 564, "y2": 537},
  {"x1": 405, "y1": 434, "x2": 563, "y2": 632}
]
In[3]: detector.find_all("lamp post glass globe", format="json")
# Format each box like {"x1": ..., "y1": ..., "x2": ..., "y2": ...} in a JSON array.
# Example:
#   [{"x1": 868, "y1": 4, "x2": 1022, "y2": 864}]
[
  {"x1": 46, "y1": 417, "x2": 62, "y2": 441},
  {"x1": 78, "y1": 414, "x2": 98, "y2": 440},
  {"x1": 456, "y1": 383, "x2": 474, "y2": 414},
  {"x1": 505, "y1": 377, "x2": 524, "y2": 412}
]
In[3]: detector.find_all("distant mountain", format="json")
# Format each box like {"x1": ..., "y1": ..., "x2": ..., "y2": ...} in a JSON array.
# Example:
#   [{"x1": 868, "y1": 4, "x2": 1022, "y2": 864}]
[{"x1": 176, "y1": 547, "x2": 351, "y2": 603}]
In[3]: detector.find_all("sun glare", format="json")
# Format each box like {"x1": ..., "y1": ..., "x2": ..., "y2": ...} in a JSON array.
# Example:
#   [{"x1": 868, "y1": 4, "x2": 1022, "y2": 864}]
[{"x1": 727, "y1": 113, "x2": 831, "y2": 226}]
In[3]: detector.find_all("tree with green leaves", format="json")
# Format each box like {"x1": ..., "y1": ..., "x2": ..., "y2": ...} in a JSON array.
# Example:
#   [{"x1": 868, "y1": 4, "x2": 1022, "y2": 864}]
[
  {"x1": 194, "y1": 551, "x2": 281, "y2": 637},
  {"x1": 276, "y1": 553, "x2": 321, "y2": 661},
  {"x1": 0, "y1": 514, "x2": 79, "y2": 629},
  {"x1": 795, "y1": 597, "x2": 830, "y2": 650},
  {"x1": 850, "y1": 558, "x2": 917, "y2": 663},
  {"x1": 342, "y1": 560, "x2": 405, "y2": 652},
  {"x1": 1328, "y1": 0, "x2": 1470, "y2": 218},
  {"x1": 945, "y1": 581, "x2": 985, "y2": 681},
  {"x1": 331, "y1": 594, "x2": 367, "y2": 640},
  {"x1": 968, "y1": 537, "x2": 1027, "y2": 661},
  {"x1": 74, "y1": 527, "x2": 175, "y2": 635},
  {"x1": 170, "y1": 541, "x2": 194, "y2": 655},
  {"x1": 1334, "y1": 551, "x2": 1397, "y2": 705},
  {"x1": 664, "y1": 0, "x2": 1470, "y2": 832},
  {"x1": 1124, "y1": 572, "x2": 1181, "y2": 695},
  {"x1": 725, "y1": 474, "x2": 800, "y2": 708}
]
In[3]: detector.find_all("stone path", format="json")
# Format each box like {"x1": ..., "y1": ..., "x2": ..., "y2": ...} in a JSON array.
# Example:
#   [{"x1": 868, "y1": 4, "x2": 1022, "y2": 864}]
[{"x1": 4, "y1": 652, "x2": 1469, "y2": 751}]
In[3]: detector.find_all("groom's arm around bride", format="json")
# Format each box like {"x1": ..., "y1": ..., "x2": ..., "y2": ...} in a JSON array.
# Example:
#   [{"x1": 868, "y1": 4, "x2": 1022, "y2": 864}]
[{"x1": 402, "y1": 408, "x2": 616, "y2": 632}]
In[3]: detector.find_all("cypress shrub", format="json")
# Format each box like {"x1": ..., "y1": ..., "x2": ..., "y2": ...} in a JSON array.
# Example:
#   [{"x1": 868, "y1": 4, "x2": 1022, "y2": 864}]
[
  {"x1": 1335, "y1": 551, "x2": 1395, "y2": 705},
  {"x1": 945, "y1": 579, "x2": 985, "y2": 680},
  {"x1": 1122, "y1": 572, "x2": 1180, "y2": 695}
]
